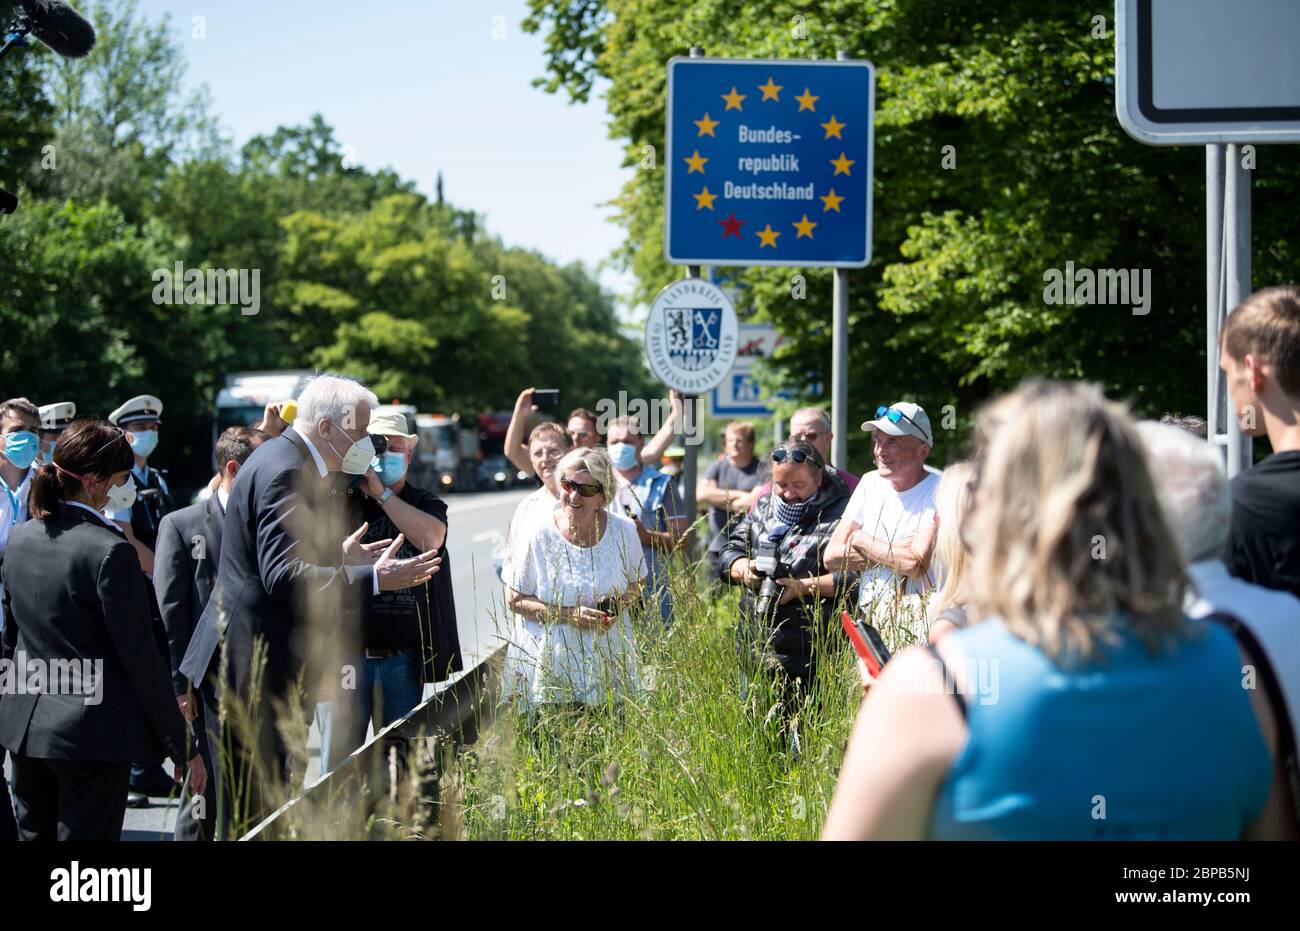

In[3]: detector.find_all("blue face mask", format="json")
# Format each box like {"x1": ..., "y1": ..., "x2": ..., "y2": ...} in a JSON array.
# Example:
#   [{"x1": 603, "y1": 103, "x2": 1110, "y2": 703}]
[
  {"x1": 39, "y1": 439, "x2": 56, "y2": 464},
  {"x1": 374, "y1": 451, "x2": 408, "y2": 487},
  {"x1": 128, "y1": 429, "x2": 159, "y2": 459},
  {"x1": 3, "y1": 431, "x2": 39, "y2": 471},
  {"x1": 607, "y1": 442, "x2": 639, "y2": 470}
]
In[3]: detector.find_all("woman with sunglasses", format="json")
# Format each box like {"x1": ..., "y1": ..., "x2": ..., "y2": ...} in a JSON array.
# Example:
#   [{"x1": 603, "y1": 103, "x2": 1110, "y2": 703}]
[
  {"x1": 718, "y1": 440, "x2": 854, "y2": 741},
  {"x1": 504, "y1": 447, "x2": 647, "y2": 709},
  {"x1": 0, "y1": 418, "x2": 202, "y2": 840}
]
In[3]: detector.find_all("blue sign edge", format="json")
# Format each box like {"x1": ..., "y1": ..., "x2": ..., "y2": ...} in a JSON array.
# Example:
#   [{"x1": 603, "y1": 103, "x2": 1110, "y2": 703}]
[{"x1": 664, "y1": 56, "x2": 876, "y2": 269}]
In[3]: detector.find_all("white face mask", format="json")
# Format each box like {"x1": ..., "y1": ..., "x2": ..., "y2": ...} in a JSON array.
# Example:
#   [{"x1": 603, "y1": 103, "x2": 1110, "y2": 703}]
[
  {"x1": 327, "y1": 419, "x2": 376, "y2": 475},
  {"x1": 105, "y1": 477, "x2": 137, "y2": 511}
]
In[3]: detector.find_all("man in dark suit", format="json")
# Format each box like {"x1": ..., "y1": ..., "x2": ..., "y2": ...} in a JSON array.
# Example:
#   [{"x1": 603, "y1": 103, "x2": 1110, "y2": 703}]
[
  {"x1": 201, "y1": 375, "x2": 440, "y2": 837},
  {"x1": 153, "y1": 426, "x2": 266, "y2": 841}
]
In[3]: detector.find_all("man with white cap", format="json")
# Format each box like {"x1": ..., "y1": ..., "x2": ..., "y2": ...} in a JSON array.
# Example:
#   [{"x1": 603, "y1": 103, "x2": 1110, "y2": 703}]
[
  {"x1": 36, "y1": 401, "x2": 75, "y2": 465},
  {"x1": 106, "y1": 393, "x2": 173, "y2": 578},
  {"x1": 316, "y1": 408, "x2": 461, "y2": 771},
  {"x1": 824, "y1": 402, "x2": 941, "y2": 625}
]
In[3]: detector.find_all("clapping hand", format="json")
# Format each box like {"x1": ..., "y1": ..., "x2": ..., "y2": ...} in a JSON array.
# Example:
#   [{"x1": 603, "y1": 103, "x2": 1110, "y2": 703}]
[
  {"x1": 375, "y1": 533, "x2": 442, "y2": 591},
  {"x1": 343, "y1": 522, "x2": 394, "y2": 566}
]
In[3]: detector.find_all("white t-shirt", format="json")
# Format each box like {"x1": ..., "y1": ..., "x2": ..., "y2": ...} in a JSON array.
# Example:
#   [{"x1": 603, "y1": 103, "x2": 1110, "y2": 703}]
[
  {"x1": 502, "y1": 486, "x2": 560, "y2": 581},
  {"x1": 503, "y1": 510, "x2": 647, "y2": 706},
  {"x1": 842, "y1": 469, "x2": 941, "y2": 607}
]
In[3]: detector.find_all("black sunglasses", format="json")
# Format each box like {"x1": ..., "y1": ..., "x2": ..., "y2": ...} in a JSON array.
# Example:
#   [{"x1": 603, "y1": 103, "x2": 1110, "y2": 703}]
[
  {"x1": 561, "y1": 477, "x2": 603, "y2": 498},
  {"x1": 771, "y1": 447, "x2": 811, "y2": 464}
]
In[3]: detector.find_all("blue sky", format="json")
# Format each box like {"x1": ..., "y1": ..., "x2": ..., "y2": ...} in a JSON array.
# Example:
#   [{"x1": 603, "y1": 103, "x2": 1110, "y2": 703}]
[{"x1": 136, "y1": 0, "x2": 634, "y2": 301}]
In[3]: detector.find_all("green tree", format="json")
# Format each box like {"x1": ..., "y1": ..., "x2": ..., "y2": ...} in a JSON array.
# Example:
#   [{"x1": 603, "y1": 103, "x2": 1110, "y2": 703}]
[{"x1": 525, "y1": 0, "x2": 1300, "y2": 464}]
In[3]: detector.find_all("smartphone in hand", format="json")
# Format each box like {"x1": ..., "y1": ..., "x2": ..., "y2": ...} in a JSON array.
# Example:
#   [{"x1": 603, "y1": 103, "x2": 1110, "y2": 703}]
[{"x1": 533, "y1": 389, "x2": 560, "y2": 411}]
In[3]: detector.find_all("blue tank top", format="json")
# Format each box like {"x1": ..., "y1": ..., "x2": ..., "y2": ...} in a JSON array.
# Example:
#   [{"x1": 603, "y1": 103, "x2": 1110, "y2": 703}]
[{"x1": 929, "y1": 616, "x2": 1272, "y2": 840}]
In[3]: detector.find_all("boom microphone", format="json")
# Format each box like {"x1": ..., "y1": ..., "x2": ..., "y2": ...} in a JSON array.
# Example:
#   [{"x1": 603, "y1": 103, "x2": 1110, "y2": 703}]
[{"x1": 2, "y1": 1, "x2": 95, "y2": 59}]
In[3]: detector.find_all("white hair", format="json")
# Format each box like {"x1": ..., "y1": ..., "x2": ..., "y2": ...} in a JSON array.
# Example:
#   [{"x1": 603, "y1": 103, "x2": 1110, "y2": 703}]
[
  {"x1": 293, "y1": 374, "x2": 379, "y2": 434},
  {"x1": 1136, "y1": 420, "x2": 1231, "y2": 565}
]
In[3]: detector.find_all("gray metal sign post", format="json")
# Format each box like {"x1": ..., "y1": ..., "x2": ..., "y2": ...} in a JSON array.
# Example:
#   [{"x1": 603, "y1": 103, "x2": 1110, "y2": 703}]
[
  {"x1": 1117, "y1": 0, "x2": 1300, "y2": 475},
  {"x1": 830, "y1": 51, "x2": 851, "y2": 471}
]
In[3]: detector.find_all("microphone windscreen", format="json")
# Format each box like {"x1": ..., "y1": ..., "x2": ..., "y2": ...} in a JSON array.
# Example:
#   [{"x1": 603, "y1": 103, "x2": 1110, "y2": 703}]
[{"x1": 22, "y1": 1, "x2": 96, "y2": 58}]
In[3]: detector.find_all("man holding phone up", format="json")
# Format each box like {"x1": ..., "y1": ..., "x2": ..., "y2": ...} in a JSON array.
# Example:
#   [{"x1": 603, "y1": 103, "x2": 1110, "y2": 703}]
[{"x1": 606, "y1": 416, "x2": 688, "y2": 628}]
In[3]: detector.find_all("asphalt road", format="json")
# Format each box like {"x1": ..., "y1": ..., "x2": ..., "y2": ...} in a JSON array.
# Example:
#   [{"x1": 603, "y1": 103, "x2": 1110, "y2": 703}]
[{"x1": 103, "y1": 486, "x2": 532, "y2": 840}]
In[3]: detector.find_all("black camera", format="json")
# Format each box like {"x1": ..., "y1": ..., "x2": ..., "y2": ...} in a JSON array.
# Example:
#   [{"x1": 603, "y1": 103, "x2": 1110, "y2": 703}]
[{"x1": 752, "y1": 522, "x2": 792, "y2": 618}]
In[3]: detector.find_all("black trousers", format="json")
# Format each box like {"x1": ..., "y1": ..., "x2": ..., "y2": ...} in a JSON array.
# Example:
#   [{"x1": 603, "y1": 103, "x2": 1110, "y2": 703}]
[
  {"x1": 174, "y1": 679, "x2": 218, "y2": 841},
  {"x1": 0, "y1": 748, "x2": 17, "y2": 842},
  {"x1": 10, "y1": 753, "x2": 131, "y2": 841}
]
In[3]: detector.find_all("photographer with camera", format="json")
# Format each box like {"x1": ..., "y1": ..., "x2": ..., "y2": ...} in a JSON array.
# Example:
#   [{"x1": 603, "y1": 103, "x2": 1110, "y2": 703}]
[{"x1": 719, "y1": 439, "x2": 854, "y2": 741}]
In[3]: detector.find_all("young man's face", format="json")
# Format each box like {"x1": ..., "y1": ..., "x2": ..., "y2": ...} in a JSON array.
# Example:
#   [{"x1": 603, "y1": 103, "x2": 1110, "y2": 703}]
[
  {"x1": 566, "y1": 417, "x2": 599, "y2": 449},
  {"x1": 724, "y1": 428, "x2": 753, "y2": 462},
  {"x1": 1219, "y1": 345, "x2": 1268, "y2": 438},
  {"x1": 1, "y1": 409, "x2": 40, "y2": 469}
]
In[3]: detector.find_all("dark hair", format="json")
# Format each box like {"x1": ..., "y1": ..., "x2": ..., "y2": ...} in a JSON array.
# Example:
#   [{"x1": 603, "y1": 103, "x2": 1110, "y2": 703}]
[
  {"x1": 567, "y1": 407, "x2": 600, "y2": 433},
  {"x1": 770, "y1": 438, "x2": 826, "y2": 471},
  {"x1": 1158, "y1": 413, "x2": 1209, "y2": 439},
  {"x1": 0, "y1": 397, "x2": 40, "y2": 426},
  {"x1": 1222, "y1": 284, "x2": 1300, "y2": 397},
  {"x1": 215, "y1": 426, "x2": 267, "y2": 471},
  {"x1": 29, "y1": 418, "x2": 133, "y2": 519}
]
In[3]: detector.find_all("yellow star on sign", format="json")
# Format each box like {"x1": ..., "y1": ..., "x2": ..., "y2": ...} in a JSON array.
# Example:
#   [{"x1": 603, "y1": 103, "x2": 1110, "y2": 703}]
[
  {"x1": 756, "y1": 223, "x2": 780, "y2": 248},
  {"x1": 721, "y1": 86, "x2": 746, "y2": 111},
  {"x1": 820, "y1": 188, "x2": 845, "y2": 212},
  {"x1": 684, "y1": 150, "x2": 709, "y2": 174},
  {"x1": 820, "y1": 114, "x2": 846, "y2": 139},
  {"x1": 830, "y1": 151, "x2": 856, "y2": 176},
  {"x1": 757, "y1": 77, "x2": 783, "y2": 101},
  {"x1": 693, "y1": 186, "x2": 717, "y2": 210},
  {"x1": 795, "y1": 87, "x2": 819, "y2": 112},
  {"x1": 694, "y1": 112, "x2": 719, "y2": 137},
  {"x1": 793, "y1": 214, "x2": 817, "y2": 239}
]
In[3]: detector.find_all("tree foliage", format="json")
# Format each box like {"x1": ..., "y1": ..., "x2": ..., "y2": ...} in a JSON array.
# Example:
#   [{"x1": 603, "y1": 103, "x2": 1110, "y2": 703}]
[{"x1": 524, "y1": 0, "x2": 1300, "y2": 463}]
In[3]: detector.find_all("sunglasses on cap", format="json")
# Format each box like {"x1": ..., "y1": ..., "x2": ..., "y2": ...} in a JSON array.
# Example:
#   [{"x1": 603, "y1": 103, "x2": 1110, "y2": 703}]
[
  {"x1": 560, "y1": 477, "x2": 603, "y2": 498},
  {"x1": 875, "y1": 405, "x2": 930, "y2": 442}
]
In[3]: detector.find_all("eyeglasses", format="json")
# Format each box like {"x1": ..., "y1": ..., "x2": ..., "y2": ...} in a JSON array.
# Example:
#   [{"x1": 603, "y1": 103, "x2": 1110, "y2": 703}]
[
  {"x1": 568, "y1": 430, "x2": 593, "y2": 442},
  {"x1": 875, "y1": 405, "x2": 930, "y2": 442},
  {"x1": 771, "y1": 447, "x2": 818, "y2": 466},
  {"x1": 560, "y1": 477, "x2": 603, "y2": 498},
  {"x1": 532, "y1": 447, "x2": 565, "y2": 462}
]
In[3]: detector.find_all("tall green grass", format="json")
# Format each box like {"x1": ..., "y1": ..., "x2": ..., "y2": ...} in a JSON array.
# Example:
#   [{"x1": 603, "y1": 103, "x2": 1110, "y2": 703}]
[{"x1": 446, "y1": 556, "x2": 931, "y2": 840}]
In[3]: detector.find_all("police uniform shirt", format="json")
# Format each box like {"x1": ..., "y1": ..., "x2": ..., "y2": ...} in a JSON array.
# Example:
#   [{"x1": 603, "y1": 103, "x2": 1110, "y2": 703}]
[{"x1": 0, "y1": 468, "x2": 33, "y2": 624}]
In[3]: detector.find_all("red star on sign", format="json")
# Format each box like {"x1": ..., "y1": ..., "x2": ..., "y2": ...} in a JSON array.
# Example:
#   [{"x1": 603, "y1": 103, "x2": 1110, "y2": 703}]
[{"x1": 719, "y1": 212, "x2": 745, "y2": 238}]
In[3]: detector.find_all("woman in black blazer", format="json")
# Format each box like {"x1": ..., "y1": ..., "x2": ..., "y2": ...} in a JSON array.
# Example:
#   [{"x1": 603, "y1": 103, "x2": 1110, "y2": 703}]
[{"x1": 0, "y1": 418, "x2": 204, "y2": 841}]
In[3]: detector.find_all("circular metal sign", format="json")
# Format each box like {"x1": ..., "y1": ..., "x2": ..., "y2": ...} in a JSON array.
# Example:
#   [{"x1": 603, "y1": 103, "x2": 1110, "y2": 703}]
[{"x1": 644, "y1": 279, "x2": 739, "y2": 394}]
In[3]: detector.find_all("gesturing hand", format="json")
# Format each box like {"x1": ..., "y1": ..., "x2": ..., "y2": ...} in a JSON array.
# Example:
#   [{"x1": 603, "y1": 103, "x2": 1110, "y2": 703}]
[
  {"x1": 375, "y1": 533, "x2": 442, "y2": 591},
  {"x1": 343, "y1": 521, "x2": 394, "y2": 566}
]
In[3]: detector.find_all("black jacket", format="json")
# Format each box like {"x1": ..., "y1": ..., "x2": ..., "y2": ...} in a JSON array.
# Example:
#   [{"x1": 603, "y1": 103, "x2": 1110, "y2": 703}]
[
  {"x1": 0, "y1": 503, "x2": 188, "y2": 763},
  {"x1": 341, "y1": 480, "x2": 463, "y2": 682},
  {"x1": 214, "y1": 428, "x2": 374, "y2": 700},
  {"x1": 153, "y1": 493, "x2": 224, "y2": 696},
  {"x1": 718, "y1": 470, "x2": 855, "y2": 682}
]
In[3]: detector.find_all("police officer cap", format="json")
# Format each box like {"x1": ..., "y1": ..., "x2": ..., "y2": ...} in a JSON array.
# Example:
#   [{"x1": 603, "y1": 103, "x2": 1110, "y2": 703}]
[
  {"x1": 109, "y1": 394, "x2": 163, "y2": 427},
  {"x1": 38, "y1": 401, "x2": 76, "y2": 430}
]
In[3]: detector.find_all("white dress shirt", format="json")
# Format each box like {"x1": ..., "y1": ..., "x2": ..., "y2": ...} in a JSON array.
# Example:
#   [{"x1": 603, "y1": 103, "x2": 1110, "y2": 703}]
[{"x1": 1186, "y1": 559, "x2": 1300, "y2": 747}]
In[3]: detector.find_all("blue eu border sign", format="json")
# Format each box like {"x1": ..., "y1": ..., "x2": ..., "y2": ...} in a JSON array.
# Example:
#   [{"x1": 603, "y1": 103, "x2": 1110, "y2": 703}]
[{"x1": 665, "y1": 56, "x2": 874, "y2": 268}]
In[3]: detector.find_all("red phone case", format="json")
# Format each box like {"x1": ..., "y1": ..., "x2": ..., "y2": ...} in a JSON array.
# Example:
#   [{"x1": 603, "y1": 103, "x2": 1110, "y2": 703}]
[{"x1": 841, "y1": 611, "x2": 885, "y2": 678}]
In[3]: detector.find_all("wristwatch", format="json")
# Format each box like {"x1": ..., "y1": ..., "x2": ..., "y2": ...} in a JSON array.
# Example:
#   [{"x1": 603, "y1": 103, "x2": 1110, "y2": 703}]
[{"x1": 377, "y1": 488, "x2": 394, "y2": 505}]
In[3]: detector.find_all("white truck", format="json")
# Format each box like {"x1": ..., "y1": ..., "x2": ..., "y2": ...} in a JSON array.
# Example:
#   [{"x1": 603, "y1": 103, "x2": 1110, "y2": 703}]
[{"x1": 415, "y1": 413, "x2": 481, "y2": 492}]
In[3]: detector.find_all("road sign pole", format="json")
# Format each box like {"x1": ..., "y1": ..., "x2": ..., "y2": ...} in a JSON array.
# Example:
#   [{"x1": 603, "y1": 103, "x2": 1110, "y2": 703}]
[
  {"x1": 829, "y1": 49, "x2": 852, "y2": 472},
  {"x1": 831, "y1": 267, "x2": 849, "y2": 470},
  {"x1": 1206, "y1": 145, "x2": 1224, "y2": 452},
  {"x1": 682, "y1": 263, "x2": 701, "y2": 550},
  {"x1": 1223, "y1": 143, "x2": 1254, "y2": 476}
]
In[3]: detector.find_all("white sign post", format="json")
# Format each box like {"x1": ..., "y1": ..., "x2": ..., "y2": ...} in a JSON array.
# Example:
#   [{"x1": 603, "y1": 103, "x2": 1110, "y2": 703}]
[{"x1": 1116, "y1": 0, "x2": 1300, "y2": 475}]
